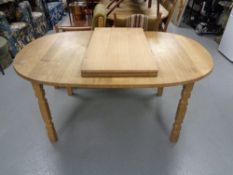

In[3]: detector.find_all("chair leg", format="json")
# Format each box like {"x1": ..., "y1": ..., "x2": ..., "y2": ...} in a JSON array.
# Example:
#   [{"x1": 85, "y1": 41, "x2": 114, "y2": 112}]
[{"x1": 0, "y1": 64, "x2": 5, "y2": 75}]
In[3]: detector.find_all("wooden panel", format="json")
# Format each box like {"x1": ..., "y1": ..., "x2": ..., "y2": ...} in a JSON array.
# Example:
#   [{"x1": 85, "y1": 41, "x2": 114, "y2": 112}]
[
  {"x1": 81, "y1": 28, "x2": 158, "y2": 77},
  {"x1": 13, "y1": 31, "x2": 213, "y2": 88}
]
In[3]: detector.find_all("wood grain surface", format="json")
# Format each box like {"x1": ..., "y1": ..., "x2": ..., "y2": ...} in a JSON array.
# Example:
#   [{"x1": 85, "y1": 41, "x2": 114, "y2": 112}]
[
  {"x1": 13, "y1": 31, "x2": 213, "y2": 88},
  {"x1": 81, "y1": 28, "x2": 158, "y2": 77}
]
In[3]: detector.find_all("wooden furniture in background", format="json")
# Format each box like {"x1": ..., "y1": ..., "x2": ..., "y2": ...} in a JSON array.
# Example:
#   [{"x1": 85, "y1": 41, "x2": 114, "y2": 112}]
[
  {"x1": 171, "y1": 0, "x2": 187, "y2": 26},
  {"x1": 101, "y1": 0, "x2": 168, "y2": 20},
  {"x1": 106, "y1": 0, "x2": 159, "y2": 12},
  {"x1": 106, "y1": 0, "x2": 125, "y2": 16},
  {"x1": 55, "y1": 25, "x2": 92, "y2": 32},
  {"x1": 67, "y1": 0, "x2": 98, "y2": 25},
  {"x1": 63, "y1": 2, "x2": 106, "y2": 27},
  {"x1": 161, "y1": 0, "x2": 177, "y2": 31},
  {"x1": 81, "y1": 28, "x2": 158, "y2": 77},
  {"x1": 54, "y1": 14, "x2": 105, "y2": 32},
  {"x1": 13, "y1": 31, "x2": 213, "y2": 143},
  {"x1": 114, "y1": 13, "x2": 162, "y2": 31},
  {"x1": 69, "y1": 1, "x2": 88, "y2": 21}
]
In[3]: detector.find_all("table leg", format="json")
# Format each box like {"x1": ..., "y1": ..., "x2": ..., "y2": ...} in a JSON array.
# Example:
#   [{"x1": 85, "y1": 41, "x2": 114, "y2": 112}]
[
  {"x1": 32, "y1": 82, "x2": 58, "y2": 143},
  {"x1": 170, "y1": 83, "x2": 194, "y2": 143},
  {"x1": 0, "y1": 64, "x2": 5, "y2": 75},
  {"x1": 148, "y1": 0, "x2": 152, "y2": 8},
  {"x1": 67, "y1": 87, "x2": 73, "y2": 96},
  {"x1": 156, "y1": 87, "x2": 164, "y2": 96},
  {"x1": 67, "y1": 0, "x2": 72, "y2": 25}
]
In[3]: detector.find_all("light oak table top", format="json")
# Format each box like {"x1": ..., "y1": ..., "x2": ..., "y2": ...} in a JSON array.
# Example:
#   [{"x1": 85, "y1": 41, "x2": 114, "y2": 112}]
[
  {"x1": 13, "y1": 31, "x2": 213, "y2": 88},
  {"x1": 13, "y1": 31, "x2": 213, "y2": 144}
]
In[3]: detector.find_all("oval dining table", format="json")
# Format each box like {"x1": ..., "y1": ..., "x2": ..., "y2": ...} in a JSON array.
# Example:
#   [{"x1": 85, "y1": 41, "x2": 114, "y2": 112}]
[{"x1": 13, "y1": 31, "x2": 213, "y2": 143}]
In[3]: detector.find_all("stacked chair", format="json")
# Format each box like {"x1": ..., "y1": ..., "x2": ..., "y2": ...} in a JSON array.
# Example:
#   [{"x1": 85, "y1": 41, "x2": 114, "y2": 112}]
[
  {"x1": 46, "y1": 0, "x2": 64, "y2": 26},
  {"x1": 0, "y1": 36, "x2": 12, "y2": 75},
  {"x1": 34, "y1": 0, "x2": 53, "y2": 28},
  {"x1": 18, "y1": 1, "x2": 47, "y2": 37},
  {"x1": 0, "y1": 1, "x2": 35, "y2": 57},
  {"x1": 55, "y1": 3, "x2": 106, "y2": 32},
  {"x1": 0, "y1": 0, "x2": 65, "y2": 57},
  {"x1": 36, "y1": 0, "x2": 65, "y2": 27}
]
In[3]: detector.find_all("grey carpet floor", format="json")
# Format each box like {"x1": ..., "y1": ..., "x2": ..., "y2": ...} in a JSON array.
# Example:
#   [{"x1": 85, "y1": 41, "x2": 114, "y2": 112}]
[{"x1": 0, "y1": 24, "x2": 233, "y2": 175}]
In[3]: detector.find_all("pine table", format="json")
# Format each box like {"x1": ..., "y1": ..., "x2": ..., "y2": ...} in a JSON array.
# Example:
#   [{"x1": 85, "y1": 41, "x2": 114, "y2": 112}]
[{"x1": 13, "y1": 31, "x2": 213, "y2": 143}]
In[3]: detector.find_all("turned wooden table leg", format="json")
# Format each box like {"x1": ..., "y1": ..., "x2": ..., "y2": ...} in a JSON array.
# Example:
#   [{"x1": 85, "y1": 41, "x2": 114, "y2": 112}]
[
  {"x1": 32, "y1": 82, "x2": 58, "y2": 143},
  {"x1": 156, "y1": 87, "x2": 164, "y2": 96},
  {"x1": 67, "y1": 87, "x2": 73, "y2": 96},
  {"x1": 170, "y1": 83, "x2": 194, "y2": 143},
  {"x1": 0, "y1": 64, "x2": 5, "y2": 75}
]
